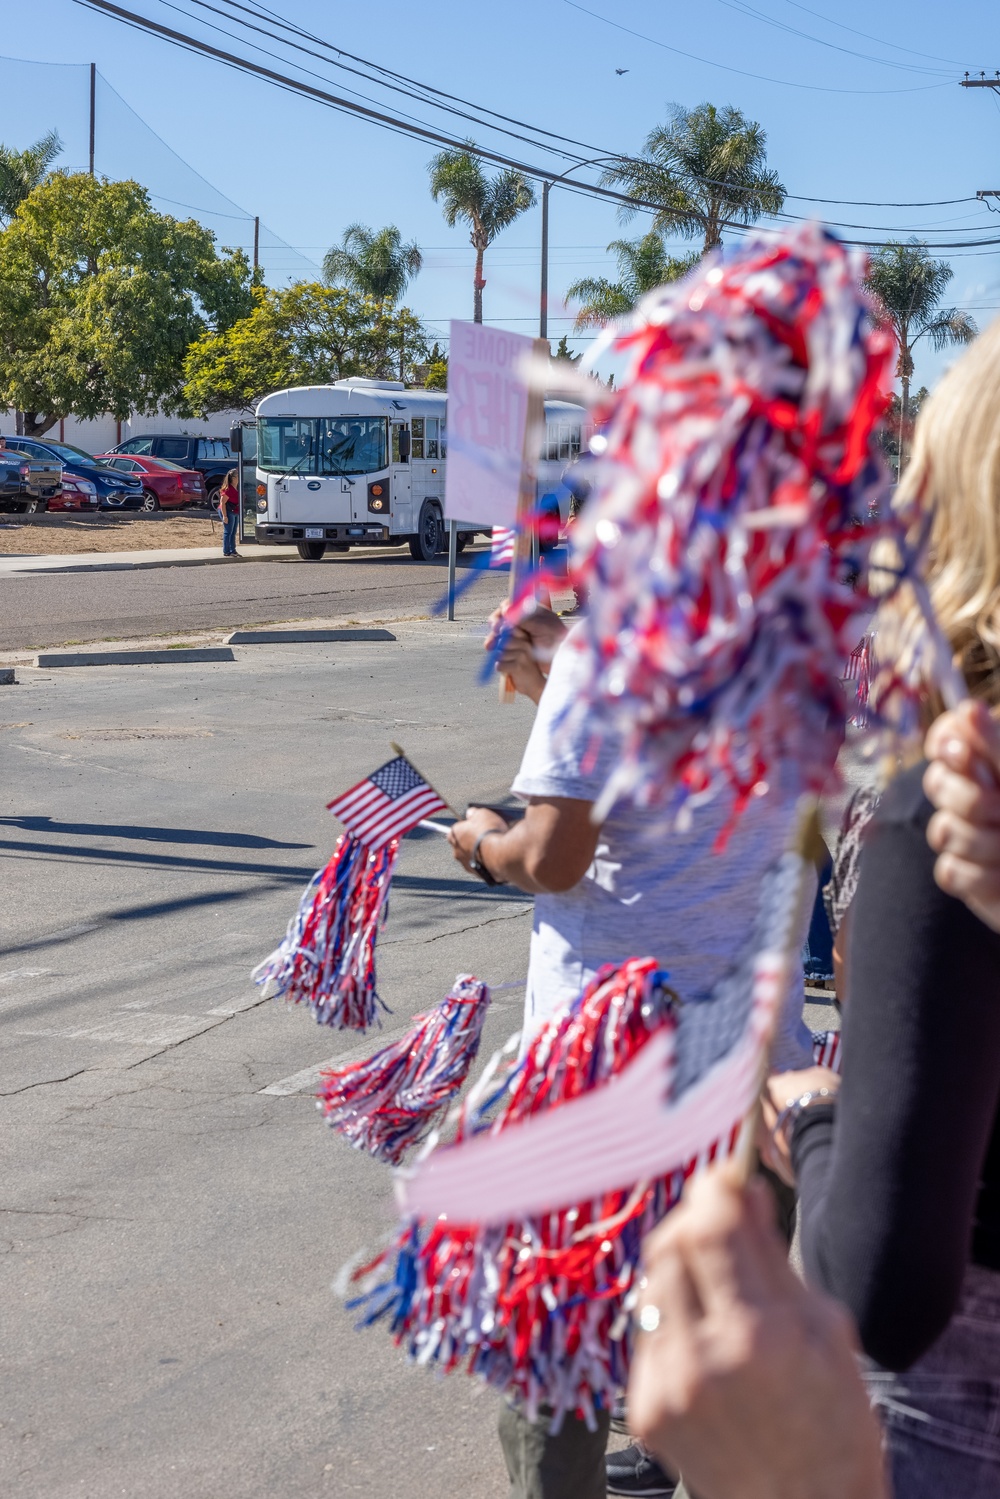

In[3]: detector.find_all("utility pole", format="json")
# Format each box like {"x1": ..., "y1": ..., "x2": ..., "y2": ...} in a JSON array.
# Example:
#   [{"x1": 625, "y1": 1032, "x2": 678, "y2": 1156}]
[
  {"x1": 539, "y1": 180, "x2": 550, "y2": 340},
  {"x1": 961, "y1": 71, "x2": 1000, "y2": 95},
  {"x1": 88, "y1": 63, "x2": 96, "y2": 175},
  {"x1": 253, "y1": 215, "x2": 259, "y2": 270}
]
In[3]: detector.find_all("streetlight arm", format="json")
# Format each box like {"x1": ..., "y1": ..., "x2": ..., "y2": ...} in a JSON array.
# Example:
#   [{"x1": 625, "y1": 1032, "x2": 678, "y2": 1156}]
[{"x1": 539, "y1": 155, "x2": 624, "y2": 340}]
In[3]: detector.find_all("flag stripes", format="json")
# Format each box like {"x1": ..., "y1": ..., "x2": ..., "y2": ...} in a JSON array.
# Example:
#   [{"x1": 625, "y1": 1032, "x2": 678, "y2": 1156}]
[{"x1": 327, "y1": 756, "x2": 448, "y2": 849}]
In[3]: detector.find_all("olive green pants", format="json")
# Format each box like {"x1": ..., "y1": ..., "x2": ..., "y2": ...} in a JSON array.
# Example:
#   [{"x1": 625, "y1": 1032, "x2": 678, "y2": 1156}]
[{"x1": 498, "y1": 1401, "x2": 612, "y2": 1499}]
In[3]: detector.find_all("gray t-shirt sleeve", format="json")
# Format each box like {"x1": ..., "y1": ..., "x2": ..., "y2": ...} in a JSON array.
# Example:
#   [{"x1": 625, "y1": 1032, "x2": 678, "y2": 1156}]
[{"x1": 511, "y1": 629, "x2": 614, "y2": 802}]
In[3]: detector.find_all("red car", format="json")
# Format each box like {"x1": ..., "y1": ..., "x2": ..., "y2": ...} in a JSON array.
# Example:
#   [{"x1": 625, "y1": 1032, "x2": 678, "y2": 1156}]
[
  {"x1": 93, "y1": 454, "x2": 207, "y2": 511},
  {"x1": 46, "y1": 473, "x2": 100, "y2": 511}
]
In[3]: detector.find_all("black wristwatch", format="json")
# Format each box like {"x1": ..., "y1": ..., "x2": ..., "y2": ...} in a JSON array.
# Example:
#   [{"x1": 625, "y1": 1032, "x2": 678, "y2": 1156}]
[{"x1": 470, "y1": 828, "x2": 506, "y2": 886}]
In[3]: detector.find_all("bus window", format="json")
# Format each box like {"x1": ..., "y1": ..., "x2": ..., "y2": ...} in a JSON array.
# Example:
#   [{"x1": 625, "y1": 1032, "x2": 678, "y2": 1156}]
[
  {"x1": 440, "y1": 418, "x2": 447, "y2": 458},
  {"x1": 411, "y1": 417, "x2": 425, "y2": 459},
  {"x1": 426, "y1": 417, "x2": 439, "y2": 460}
]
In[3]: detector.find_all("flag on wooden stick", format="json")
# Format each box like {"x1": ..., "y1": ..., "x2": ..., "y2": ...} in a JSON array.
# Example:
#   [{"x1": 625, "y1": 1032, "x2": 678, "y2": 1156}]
[{"x1": 252, "y1": 753, "x2": 448, "y2": 1030}]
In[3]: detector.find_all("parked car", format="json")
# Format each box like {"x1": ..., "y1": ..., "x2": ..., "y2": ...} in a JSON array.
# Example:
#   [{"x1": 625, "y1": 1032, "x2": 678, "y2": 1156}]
[
  {"x1": 45, "y1": 473, "x2": 100, "y2": 511},
  {"x1": 94, "y1": 454, "x2": 207, "y2": 511},
  {"x1": 108, "y1": 435, "x2": 234, "y2": 508},
  {"x1": 0, "y1": 444, "x2": 62, "y2": 513},
  {"x1": 9, "y1": 437, "x2": 143, "y2": 510}
]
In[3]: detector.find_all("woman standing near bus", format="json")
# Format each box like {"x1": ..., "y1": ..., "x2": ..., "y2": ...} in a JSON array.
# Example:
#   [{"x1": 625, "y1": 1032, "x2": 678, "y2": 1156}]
[{"x1": 218, "y1": 469, "x2": 240, "y2": 558}]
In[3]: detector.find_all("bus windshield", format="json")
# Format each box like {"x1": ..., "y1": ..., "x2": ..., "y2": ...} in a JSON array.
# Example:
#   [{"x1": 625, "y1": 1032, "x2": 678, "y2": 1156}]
[{"x1": 257, "y1": 417, "x2": 388, "y2": 476}]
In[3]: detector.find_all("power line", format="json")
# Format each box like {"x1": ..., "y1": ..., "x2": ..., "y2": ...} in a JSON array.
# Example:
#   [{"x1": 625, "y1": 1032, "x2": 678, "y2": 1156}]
[
  {"x1": 711, "y1": 0, "x2": 955, "y2": 77},
  {"x1": 124, "y1": 3, "x2": 987, "y2": 216},
  {"x1": 71, "y1": 2, "x2": 1000, "y2": 252},
  {"x1": 195, "y1": 0, "x2": 616, "y2": 162},
  {"x1": 778, "y1": 0, "x2": 966, "y2": 68},
  {"x1": 563, "y1": 0, "x2": 957, "y2": 95}
]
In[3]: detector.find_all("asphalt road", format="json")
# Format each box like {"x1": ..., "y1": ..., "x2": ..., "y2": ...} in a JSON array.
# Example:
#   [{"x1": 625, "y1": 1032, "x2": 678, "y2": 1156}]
[
  {"x1": 0, "y1": 547, "x2": 507, "y2": 651},
  {"x1": 1, "y1": 626, "x2": 538, "y2": 1499}
]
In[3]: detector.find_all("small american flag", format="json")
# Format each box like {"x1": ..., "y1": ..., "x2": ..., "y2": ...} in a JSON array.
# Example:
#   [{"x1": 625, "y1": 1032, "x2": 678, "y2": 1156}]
[
  {"x1": 327, "y1": 755, "x2": 448, "y2": 849},
  {"x1": 490, "y1": 526, "x2": 515, "y2": 567}
]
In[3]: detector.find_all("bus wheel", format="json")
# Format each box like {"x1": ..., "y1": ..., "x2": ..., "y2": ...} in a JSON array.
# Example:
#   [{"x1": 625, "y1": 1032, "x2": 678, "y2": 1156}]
[
  {"x1": 408, "y1": 501, "x2": 442, "y2": 561},
  {"x1": 296, "y1": 540, "x2": 327, "y2": 561}
]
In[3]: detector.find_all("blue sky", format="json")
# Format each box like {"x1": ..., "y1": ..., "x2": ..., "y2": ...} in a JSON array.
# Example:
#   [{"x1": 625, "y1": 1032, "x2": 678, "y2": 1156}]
[{"x1": 2, "y1": 0, "x2": 1000, "y2": 390}]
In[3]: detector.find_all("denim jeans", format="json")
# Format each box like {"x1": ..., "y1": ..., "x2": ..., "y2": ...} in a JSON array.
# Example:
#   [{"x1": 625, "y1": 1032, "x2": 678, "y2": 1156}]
[
  {"x1": 864, "y1": 1263, "x2": 1000, "y2": 1498},
  {"x1": 222, "y1": 508, "x2": 239, "y2": 554}
]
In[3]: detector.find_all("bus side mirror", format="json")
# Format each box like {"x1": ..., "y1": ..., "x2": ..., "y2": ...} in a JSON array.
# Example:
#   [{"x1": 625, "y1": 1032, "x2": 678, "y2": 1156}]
[
  {"x1": 229, "y1": 425, "x2": 243, "y2": 455},
  {"x1": 397, "y1": 427, "x2": 410, "y2": 463}
]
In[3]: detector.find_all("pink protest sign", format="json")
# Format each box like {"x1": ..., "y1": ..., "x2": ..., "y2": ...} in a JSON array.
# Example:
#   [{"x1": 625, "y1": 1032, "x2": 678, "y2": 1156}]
[{"x1": 444, "y1": 320, "x2": 541, "y2": 529}]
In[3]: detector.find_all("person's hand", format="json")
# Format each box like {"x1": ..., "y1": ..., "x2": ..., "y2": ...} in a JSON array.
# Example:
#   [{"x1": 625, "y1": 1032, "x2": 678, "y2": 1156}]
[
  {"x1": 484, "y1": 602, "x2": 509, "y2": 653},
  {"x1": 446, "y1": 806, "x2": 509, "y2": 876},
  {"x1": 924, "y1": 699, "x2": 1000, "y2": 932},
  {"x1": 485, "y1": 603, "x2": 568, "y2": 663},
  {"x1": 759, "y1": 1065, "x2": 840, "y2": 1186},
  {"x1": 496, "y1": 629, "x2": 547, "y2": 704},
  {"x1": 628, "y1": 1166, "x2": 886, "y2": 1499}
]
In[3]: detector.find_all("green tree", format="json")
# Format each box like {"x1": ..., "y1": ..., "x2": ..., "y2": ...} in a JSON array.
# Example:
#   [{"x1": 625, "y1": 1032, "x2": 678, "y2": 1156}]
[
  {"x1": 0, "y1": 130, "x2": 62, "y2": 225},
  {"x1": 553, "y1": 334, "x2": 582, "y2": 363},
  {"x1": 429, "y1": 147, "x2": 536, "y2": 323},
  {"x1": 322, "y1": 223, "x2": 423, "y2": 313},
  {"x1": 879, "y1": 385, "x2": 928, "y2": 473},
  {"x1": 419, "y1": 340, "x2": 448, "y2": 390},
  {"x1": 0, "y1": 171, "x2": 253, "y2": 435},
  {"x1": 864, "y1": 240, "x2": 977, "y2": 472},
  {"x1": 602, "y1": 103, "x2": 785, "y2": 254},
  {"x1": 183, "y1": 282, "x2": 428, "y2": 414},
  {"x1": 567, "y1": 233, "x2": 698, "y2": 328}
]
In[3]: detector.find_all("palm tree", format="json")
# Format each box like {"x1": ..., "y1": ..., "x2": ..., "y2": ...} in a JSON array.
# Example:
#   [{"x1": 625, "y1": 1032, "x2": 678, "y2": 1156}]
[
  {"x1": 428, "y1": 147, "x2": 536, "y2": 323},
  {"x1": 567, "y1": 233, "x2": 699, "y2": 328},
  {"x1": 0, "y1": 129, "x2": 62, "y2": 225},
  {"x1": 602, "y1": 103, "x2": 784, "y2": 254},
  {"x1": 864, "y1": 240, "x2": 977, "y2": 472},
  {"x1": 322, "y1": 223, "x2": 423, "y2": 314}
]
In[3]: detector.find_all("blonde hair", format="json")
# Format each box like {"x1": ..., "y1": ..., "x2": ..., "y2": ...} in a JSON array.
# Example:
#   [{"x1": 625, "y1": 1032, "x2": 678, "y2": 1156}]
[{"x1": 881, "y1": 316, "x2": 1000, "y2": 707}]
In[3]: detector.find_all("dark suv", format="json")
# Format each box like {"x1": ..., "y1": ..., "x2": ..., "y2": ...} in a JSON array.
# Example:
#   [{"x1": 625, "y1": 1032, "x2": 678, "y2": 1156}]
[
  {"x1": 0, "y1": 445, "x2": 61, "y2": 513},
  {"x1": 109, "y1": 435, "x2": 234, "y2": 508},
  {"x1": 11, "y1": 437, "x2": 143, "y2": 510}
]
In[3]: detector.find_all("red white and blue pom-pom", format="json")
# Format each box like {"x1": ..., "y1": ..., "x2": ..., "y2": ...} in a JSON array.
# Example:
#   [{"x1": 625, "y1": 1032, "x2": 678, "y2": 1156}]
[
  {"x1": 317, "y1": 976, "x2": 492, "y2": 1164},
  {"x1": 507, "y1": 224, "x2": 908, "y2": 829},
  {"x1": 252, "y1": 753, "x2": 450, "y2": 1031},
  {"x1": 251, "y1": 834, "x2": 397, "y2": 1030},
  {"x1": 346, "y1": 959, "x2": 687, "y2": 1426}
]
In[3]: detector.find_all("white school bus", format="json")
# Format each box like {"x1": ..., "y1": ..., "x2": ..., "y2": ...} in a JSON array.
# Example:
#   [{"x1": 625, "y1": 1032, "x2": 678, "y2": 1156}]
[{"x1": 242, "y1": 378, "x2": 587, "y2": 561}]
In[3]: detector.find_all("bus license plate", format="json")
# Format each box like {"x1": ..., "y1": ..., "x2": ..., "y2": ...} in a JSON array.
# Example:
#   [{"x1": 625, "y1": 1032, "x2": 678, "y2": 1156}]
[{"x1": 305, "y1": 527, "x2": 323, "y2": 539}]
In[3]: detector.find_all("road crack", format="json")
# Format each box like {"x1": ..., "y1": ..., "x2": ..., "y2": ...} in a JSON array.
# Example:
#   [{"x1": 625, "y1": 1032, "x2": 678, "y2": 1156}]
[{"x1": 0, "y1": 1068, "x2": 88, "y2": 1097}]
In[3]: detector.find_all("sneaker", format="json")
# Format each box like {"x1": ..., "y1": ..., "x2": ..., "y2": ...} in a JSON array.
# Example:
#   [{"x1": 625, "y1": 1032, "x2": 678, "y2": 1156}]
[
  {"x1": 610, "y1": 1394, "x2": 629, "y2": 1434},
  {"x1": 606, "y1": 1441, "x2": 675, "y2": 1497}
]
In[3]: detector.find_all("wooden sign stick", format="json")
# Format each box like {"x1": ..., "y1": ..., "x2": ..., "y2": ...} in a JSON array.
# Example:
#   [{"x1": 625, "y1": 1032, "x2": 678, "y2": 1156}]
[{"x1": 500, "y1": 339, "x2": 550, "y2": 703}]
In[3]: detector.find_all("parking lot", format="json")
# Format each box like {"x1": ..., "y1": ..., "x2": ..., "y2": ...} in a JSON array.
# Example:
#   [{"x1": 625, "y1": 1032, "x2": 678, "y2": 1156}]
[{"x1": 1, "y1": 621, "x2": 536, "y2": 1498}]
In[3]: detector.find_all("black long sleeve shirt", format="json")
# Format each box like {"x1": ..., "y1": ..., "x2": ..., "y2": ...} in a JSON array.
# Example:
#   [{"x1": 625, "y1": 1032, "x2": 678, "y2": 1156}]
[{"x1": 791, "y1": 761, "x2": 1000, "y2": 1371}]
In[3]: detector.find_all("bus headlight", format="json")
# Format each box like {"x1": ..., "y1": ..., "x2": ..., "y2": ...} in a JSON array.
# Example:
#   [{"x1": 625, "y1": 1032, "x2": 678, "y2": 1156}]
[
  {"x1": 367, "y1": 481, "x2": 387, "y2": 513},
  {"x1": 256, "y1": 497, "x2": 268, "y2": 513}
]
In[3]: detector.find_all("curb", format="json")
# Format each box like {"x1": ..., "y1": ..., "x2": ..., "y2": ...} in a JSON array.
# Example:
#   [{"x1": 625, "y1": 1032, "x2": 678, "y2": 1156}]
[
  {"x1": 0, "y1": 552, "x2": 278, "y2": 576},
  {"x1": 227, "y1": 628, "x2": 397, "y2": 644},
  {"x1": 37, "y1": 647, "x2": 237, "y2": 668}
]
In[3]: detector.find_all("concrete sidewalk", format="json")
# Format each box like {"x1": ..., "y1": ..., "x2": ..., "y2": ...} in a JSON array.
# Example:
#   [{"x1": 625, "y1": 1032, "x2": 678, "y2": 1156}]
[{"x1": 0, "y1": 545, "x2": 281, "y2": 574}]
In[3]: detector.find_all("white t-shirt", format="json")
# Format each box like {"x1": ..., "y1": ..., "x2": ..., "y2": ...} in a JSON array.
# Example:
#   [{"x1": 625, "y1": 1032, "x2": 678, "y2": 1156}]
[{"x1": 511, "y1": 628, "x2": 813, "y2": 1070}]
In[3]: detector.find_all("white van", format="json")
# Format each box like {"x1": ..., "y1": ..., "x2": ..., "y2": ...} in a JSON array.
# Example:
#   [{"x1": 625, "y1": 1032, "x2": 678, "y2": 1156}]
[{"x1": 246, "y1": 378, "x2": 587, "y2": 561}]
